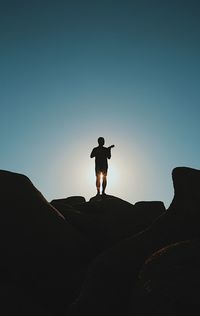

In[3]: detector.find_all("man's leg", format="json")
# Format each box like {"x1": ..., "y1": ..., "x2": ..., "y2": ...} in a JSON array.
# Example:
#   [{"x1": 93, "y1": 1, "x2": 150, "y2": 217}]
[
  {"x1": 96, "y1": 171, "x2": 101, "y2": 194},
  {"x1": 102, "y1": 171, "x2": 107, "y2": 194}
]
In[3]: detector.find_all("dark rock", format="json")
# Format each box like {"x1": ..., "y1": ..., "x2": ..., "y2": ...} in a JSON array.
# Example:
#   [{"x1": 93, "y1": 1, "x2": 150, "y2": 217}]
[
  {"x1": 67, "y1": 167, "x2": 200, "y2": 316},
  {"x1": 168, "y1": 166, "x2": 200, "y2": 215},
  {"x1": 0, "y1": 170, "x2": 93, "y2": 315},
  {"x1": 171, "y1": 166, "x2": 200, "y2": 203},
  {"x1": 51, "y1": 196, "x2": 86, "y2": 208},
  {"x1": 0, "y1": 283, "x2": 48, "y2": 316},
  {"x1": 67, "y1": 228, "x2": 162, "y2": 316},
  {"x1": 138, "y1": 239, "x2": 200, "y2": 315},
  {"x1": 2, "y1": 166, "x2": 200, "y2": 316},
  {"x1": 51, "y1": 194, "x2": 165, "y2": 253}
]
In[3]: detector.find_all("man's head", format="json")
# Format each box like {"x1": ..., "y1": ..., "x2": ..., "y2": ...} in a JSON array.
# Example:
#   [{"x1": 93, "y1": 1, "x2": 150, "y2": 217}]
[{"x1": 98, "y1": 137, "x2": 105, "y2": 146}]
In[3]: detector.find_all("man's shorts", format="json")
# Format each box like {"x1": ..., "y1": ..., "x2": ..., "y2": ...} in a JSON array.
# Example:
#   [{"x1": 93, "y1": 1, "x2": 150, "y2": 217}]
[{"x1": 95, "y1": 169, "x2": 107, "y2": 176}]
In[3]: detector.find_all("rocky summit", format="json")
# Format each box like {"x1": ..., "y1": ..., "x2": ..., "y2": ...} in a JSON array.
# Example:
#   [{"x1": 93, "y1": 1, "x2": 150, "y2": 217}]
[{"x1": 0, "y1": 167, "x2": 200, "y2": 315}]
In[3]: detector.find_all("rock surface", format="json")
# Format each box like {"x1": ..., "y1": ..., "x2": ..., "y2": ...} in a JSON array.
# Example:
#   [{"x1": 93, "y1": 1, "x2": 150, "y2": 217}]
[
  {"x1": 51, "y1": 196, "x2": 86, "y2": 208},
  {"x1": 67, "y1": 167, "x2": 200, "y2": 316},
  {"x1": 0, "y1": 170, "x2": 93, "y2": 315},
  {"x1": 1, "y1": 166, "x2": 200, "y2": 316},
  {"x1": 51, "y1": 195, "x2": 165, "y2": 252},
  {"x1": 138, "y1": 239, "x2": 200, "y2": 315}
]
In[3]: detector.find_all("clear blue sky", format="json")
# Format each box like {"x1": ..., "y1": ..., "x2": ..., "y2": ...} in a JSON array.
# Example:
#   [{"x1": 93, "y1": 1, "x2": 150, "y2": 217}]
[{"x1": 1, "y1": 0, "x2": 200, "y2": 207}]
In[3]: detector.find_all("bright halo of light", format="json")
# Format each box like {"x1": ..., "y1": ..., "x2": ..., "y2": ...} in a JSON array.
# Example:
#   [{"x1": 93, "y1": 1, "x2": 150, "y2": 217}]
[
  {"x1": 50, "y1": 138, "x2": 150, "y2": 204},
  {"x1": 106, "y1": 164, "x2": 119, "y2": 192}
]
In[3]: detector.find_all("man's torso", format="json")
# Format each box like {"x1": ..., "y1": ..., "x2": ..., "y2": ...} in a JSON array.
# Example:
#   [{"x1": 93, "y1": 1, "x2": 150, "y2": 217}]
[{"x1": 93, "y1": 146, "x2": 108, "y2": 171}]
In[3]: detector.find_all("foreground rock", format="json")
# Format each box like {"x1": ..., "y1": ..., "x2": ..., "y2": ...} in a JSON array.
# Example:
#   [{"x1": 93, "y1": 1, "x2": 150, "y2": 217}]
[
  {"x1": 67, "y1": 167, "x2": 200, "y2": 316},
  {"x1": 0, "y1": 170, "x2": 93, "y2": 315},
  {"x1": 2, "y1": 166, "x2": 200, "y2": 316},
  {"x1": 138, "y1": 239, "x2": 200, "y2": 315}
]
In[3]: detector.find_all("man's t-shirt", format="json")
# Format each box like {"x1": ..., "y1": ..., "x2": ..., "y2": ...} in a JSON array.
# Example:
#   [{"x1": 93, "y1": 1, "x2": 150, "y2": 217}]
[{"x1": 91, "y1": 146, "x2": 111, "y2": 171}]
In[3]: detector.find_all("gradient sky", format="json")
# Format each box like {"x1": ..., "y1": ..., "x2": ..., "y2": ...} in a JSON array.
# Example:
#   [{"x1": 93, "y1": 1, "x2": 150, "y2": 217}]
[{"x1": 1, "y1": 0, "x2": 200, "y2": 207}]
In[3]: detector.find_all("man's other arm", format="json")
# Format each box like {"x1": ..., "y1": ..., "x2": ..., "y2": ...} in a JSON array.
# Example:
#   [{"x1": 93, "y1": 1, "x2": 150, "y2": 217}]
[{"x1": 90, "y1": 148, "x2": 96, "y2": 158}]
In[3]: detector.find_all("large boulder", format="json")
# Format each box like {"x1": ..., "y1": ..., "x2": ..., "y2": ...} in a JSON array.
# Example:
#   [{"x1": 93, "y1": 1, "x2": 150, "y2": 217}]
[
  {"x1": 168, "y1": 166, "x2": 200, "y2": 214},
  {"x1": 67, "y1": 167, "x2": 200, "y2": 316},
  {"x1": 51, "y1": 195, "x2": 165, "y2": 252},
  {"x1": 0, "y1": 170, "x2": 93, "y2": 315},
  {"x1": 171, "y1": 167, "x2": 200, "y2": 204}
]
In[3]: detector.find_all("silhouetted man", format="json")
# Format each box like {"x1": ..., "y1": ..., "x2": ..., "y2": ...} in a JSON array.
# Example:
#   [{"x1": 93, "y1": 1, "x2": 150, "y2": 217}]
[{"x1": 90, "y1": 137, "x2": 114, "y2": 195}]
